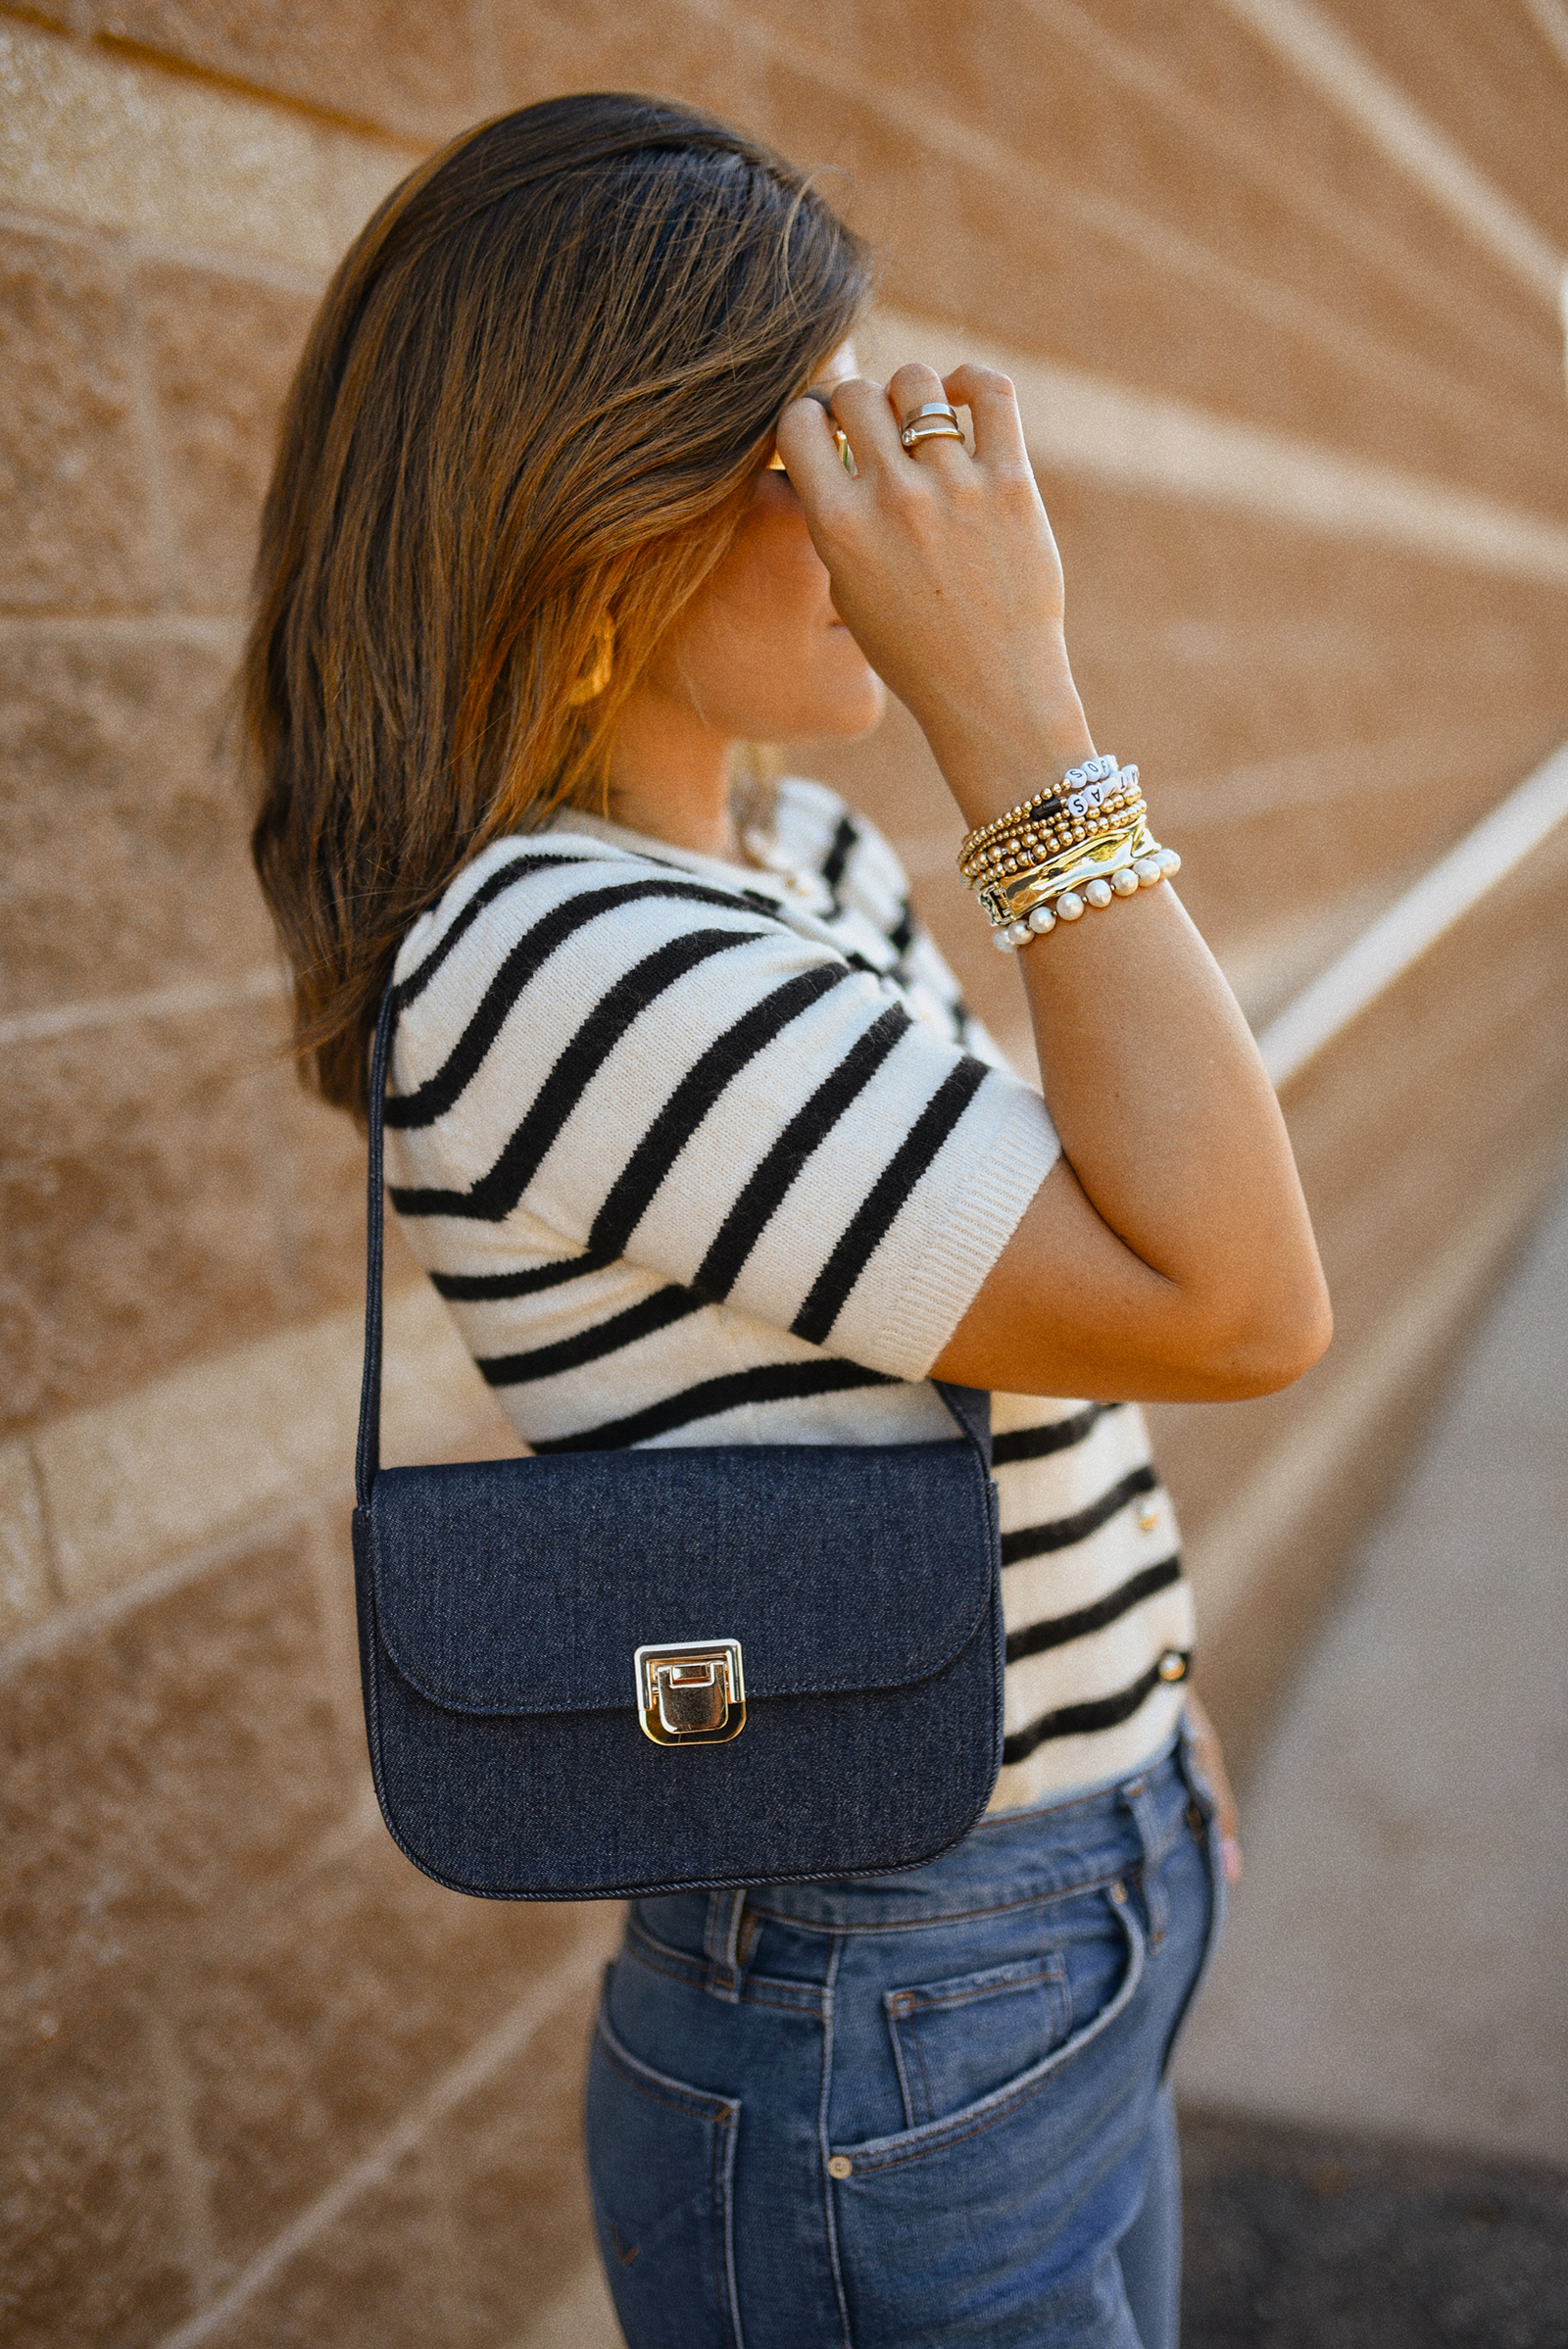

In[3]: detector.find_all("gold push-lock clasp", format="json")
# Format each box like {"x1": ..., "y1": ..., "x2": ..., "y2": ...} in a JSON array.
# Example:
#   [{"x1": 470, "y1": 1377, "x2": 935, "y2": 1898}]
[{"x1": 634, "y1": 1639, "x2": 747, "y2": 1746}]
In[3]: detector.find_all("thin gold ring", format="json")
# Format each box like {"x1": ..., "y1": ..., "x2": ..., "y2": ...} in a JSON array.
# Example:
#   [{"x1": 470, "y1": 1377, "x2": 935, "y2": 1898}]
[{"x1": 900, "y1": 401, "x2": 964, "y2": 451}]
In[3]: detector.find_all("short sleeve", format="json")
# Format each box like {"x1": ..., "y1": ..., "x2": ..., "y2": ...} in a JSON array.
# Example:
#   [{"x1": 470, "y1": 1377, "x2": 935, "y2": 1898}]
[{"x1": 387, "y1": 845, "x2": 1059, "y2": 1382}]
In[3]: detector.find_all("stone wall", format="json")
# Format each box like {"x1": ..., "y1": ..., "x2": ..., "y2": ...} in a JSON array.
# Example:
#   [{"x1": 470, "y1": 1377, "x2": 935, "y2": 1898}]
[{"x1": 2, "y1": 5, "x2": 1566, "y2": 2341}]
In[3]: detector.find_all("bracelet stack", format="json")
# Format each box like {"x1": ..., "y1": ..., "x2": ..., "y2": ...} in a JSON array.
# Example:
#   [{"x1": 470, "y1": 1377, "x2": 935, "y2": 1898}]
[{"x1": 956, "y1": 754, "x2": 1181, "y2": 951}]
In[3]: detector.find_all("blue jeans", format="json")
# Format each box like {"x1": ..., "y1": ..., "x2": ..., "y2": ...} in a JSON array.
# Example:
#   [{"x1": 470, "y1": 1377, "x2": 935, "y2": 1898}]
[{"x1": 586, "y1": 1725, "x2": 1225, "y2": 2347}]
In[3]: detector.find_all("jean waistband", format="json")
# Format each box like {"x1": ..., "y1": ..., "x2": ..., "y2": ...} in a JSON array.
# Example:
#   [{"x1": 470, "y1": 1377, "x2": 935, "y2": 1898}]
[{"x1": 633, "y1": 1730, "x2": 1213, "y2": 1974}]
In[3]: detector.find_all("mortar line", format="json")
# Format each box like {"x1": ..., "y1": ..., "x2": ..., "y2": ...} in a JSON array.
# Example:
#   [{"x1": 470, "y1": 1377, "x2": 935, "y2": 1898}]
[
  {"x1": 1259, "y1": 741, "x2": 1568, "y2": 1086},
  {"x1": 144, "y1": 2001, "x2": 224, "y2": 2309},
  {"x1": 0, "y1": 967, "x2": 287, "y2": 1049},
  {"x1": 20, "y1": 1434, "x2": 65, "y2": 1609},
  {"x1": 86, "y1": 23, "x2": 434, "y2": 151},
  {"x1": 0, "y1": 200, "x2": 328, "y2": 293},
  {"x1": 1211, "y1": 0, "x2": 1566, "y2": 304},
  {"x1": 0, "y1": 612, "x2": 242, "y2": 644},
  {"x1": 0, "y1": 1486, "x2": 341, "y2": 1681},
  {"x1": 1016, "y1": 0, "x2": 1562, "y2": 391},
  {"x1": 1519, "y1": 0, "x2": 1568, "y2": 79},
  {"x1": 152, "y1": 1940, "x2": 612, "y2": 2349},
  {"x1": 709, "y1": 0, "x2": 1566, "y2": 405}
]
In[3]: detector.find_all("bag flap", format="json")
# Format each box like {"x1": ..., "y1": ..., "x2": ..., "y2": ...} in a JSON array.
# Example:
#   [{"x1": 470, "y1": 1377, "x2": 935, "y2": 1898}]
[{"x1": 364, "y1": 1441, "x2": 996, "y2": 1717}]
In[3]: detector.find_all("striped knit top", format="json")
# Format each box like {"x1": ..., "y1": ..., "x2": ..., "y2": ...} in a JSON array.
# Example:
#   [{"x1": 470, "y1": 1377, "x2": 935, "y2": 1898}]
[{"x1": 385, "y1": 776, "x2": 1195, "y2": 1810}]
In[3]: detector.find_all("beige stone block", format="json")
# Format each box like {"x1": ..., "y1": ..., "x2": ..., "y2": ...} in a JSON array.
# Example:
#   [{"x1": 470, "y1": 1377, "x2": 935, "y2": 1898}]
[
  {"x1": 30, "y1": 1276, "x2": 497, "y2": 1600},
  {"x1": 1171, "y1": 1125, "x2": 1562, "y2": 1779},
  {"x1": 0, "y1": 1536, "x2": 357, "y2": 2104},
  {"x1": 0, "y1": 1002, "x2": 361, "y2": 1429},
  {"x1": 1147, "y1": 833, "x2": 1568, "y2": 1569},
  {"x1": 168, "y1": 1865, "x2": 612, "y2": 2286},
  {"x1": 0, "y1": 626, "x2": 270, "y2": 1015},
  {"x1": 1306, "y1": 0, "x2": 1568, "y2": 257},
  {"x1": 1070, "y1": 0, "x2": 1559, "y2": 367},
  {"x1": 136, "y1": 263, "x2": 314, "y2": 612},
  {"x1": 209, "y1": 1949, "x2": 612, "y2": 2349},
  {"x1": 508, "y1": 2262, "x2": 624, "y2": 2349},
  {"x1": 0, "y1": 1993, "x2": 198, "y2": 2346},
  {"x1": 94, "y1": 0, "x2": 489, "y2": 147},
  {"x1": 0, "y1": 1509, "x2": 612, "y2": 2334},
  {"x1": 0, "y1": 20, "x2": 414, "y2": 274},
  {"x1": 0, "y1": 1438, "x2": 54, "y2": 1639},
  {"x1": 0, "y1": 222, "x2": 158, "y2": 612},
  {"x1": 1283, "y1": 842, "x2": 1568, "y2": 1269},
  {"x1": 498, "y1": 0, "x2": 765, "y2": 125}
]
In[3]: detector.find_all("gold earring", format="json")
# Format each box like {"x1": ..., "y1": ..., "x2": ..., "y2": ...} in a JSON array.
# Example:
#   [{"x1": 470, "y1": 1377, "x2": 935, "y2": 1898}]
[{"x1": 565, "y1": 616, "x2": 614, "y2": 707}]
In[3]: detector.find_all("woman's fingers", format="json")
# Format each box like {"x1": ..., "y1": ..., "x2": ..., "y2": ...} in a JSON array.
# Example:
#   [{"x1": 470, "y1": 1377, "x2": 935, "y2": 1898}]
[
  {"x1": 775, "y1": 349, "x2": 1079, "y2": 800},
  {"x1": 941, "y1": 363, "x2": 1030, "y2": 473},
  {"x1": 881, "y1": 360, "x2": 972, "y2": 472},
  {"x1": 783, "y1": 357, "x2": 1025, "y2": 492},
  {"x1": 1184, "y1": 1691, "x2": 1244, "y2": 1884},
  {"x1": 820, "y1": 372, "x2": 906, "y2": 477},
  {"x1": 772, "y1": 390, "x2": 852, "y2": 504}
]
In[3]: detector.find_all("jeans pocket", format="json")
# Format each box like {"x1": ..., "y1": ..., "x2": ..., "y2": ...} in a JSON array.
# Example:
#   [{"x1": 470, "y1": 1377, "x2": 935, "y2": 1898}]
[
  {"x1": 585, "y1": 2003, "x2": 743, "y2": 2349},
  {"x1": 826, "y1": 1892, "x2": 1152, "y2": 2347},
  {"x1": 885, "y1": 1953, "x2": 1071, "y2": 2129},
  {"x1": 836, "y1": 1884, "x2": 1145, "y2": 2177}
]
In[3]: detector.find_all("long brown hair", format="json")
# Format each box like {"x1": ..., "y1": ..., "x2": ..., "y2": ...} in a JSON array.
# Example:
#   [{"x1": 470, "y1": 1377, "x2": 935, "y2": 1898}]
[{"x1": 246, "y1": 94, "x2": 870, "y2": 1115}]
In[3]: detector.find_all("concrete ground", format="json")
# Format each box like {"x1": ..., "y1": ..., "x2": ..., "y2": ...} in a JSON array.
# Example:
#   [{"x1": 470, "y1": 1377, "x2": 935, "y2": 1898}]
[{"x1": 1176, "y1": 1165, "x2": 1568, "y2": 2342}]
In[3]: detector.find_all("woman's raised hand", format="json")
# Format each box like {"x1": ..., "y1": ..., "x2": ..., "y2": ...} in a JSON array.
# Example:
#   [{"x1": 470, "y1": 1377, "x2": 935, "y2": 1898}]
[
  {"x1": 778, "y1": 363, "x2": 1330, "y2": 1407},
  {"x1": 774, "y1": 361, "x2": 1095, "y2": 822}
]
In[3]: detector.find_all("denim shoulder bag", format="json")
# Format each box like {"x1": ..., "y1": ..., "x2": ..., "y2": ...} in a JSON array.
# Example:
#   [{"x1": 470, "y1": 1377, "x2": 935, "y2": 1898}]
[{"x1": 352, "y1": 987, "x2": 1005, "y2": 1901}]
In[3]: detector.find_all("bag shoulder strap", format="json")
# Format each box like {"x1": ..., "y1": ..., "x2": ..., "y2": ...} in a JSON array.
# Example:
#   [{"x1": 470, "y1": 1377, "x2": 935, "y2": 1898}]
[{"x1": 356, "y1": 986, "x2": 990, "y2": 1507}]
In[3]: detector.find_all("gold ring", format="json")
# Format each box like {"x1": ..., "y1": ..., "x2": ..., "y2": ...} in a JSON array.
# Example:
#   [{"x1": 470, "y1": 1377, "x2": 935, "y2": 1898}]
[{"x1": 900, "y1": 401, "x2": 964, "y2": 451}]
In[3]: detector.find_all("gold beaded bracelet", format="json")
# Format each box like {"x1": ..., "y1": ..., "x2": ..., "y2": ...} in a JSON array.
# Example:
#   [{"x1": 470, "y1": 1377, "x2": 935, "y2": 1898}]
[
  {"x1": 958, "y1": 759, "x2": 1136, "y2": 881},
  {"x1": 962, "y1": 796, "x2": 1147, "y2": 881},
  {"x1": 958, "y1": 755, "x2": 1181, "y2": 947},
  {"x1": 957, "y1": 754, "x2": 1121, "y2": 863},
  {"x1": 962, "y1": 791, "x2": 1149, "y2": 886}
]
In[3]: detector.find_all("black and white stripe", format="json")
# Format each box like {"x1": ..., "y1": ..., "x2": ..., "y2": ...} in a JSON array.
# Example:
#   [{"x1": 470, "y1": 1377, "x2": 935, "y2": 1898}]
[{"x1": 386, "y1": 778, "x2": 1195, "y2": 1809}]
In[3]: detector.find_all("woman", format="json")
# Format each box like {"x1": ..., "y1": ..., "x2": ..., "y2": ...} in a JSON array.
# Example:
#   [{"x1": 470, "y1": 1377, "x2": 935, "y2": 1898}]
[{"x1": 247, "y1": 94, "x2": 1329, "y2": 2349}]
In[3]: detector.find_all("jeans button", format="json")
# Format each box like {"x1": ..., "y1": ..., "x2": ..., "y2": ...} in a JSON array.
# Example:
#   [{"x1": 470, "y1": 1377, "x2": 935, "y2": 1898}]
[{"x1": 827, "y1": 2155, "x2": 854, "y2": 2179}]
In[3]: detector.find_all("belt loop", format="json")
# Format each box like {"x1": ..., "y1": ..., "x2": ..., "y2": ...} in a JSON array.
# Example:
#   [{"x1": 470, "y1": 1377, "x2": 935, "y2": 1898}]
[
  {"x1": 1119, "y1": 1777, "x2": 1169, "y2": 1948},
  {"x1": 704, "y1": 1888, "x2": 749, "y2": 2003}
]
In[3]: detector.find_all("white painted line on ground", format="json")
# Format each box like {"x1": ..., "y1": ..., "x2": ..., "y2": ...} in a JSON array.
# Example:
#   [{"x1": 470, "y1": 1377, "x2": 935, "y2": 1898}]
[
  {"x1": 154, "y1": 1932, "x2": 614, "y2": 2349},
  {"x1": 1214, "y1": 0, "x2": 1567, "y2": 304},
  {"x1": 1257, "y1": 742, "x2": 1568, "y2": 1088}
]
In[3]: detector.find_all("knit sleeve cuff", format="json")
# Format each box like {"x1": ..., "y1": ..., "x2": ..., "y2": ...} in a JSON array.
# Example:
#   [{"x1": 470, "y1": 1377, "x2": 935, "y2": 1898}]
[{"x1": 834, "y1": 1077, "x2": 1061, "y2": 1383}]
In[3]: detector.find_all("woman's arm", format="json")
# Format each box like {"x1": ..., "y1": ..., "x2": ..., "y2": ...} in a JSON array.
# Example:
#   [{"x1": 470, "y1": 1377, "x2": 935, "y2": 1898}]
[{"x1": 776, "y1": 361, "x2": 1331, "y2": 1403}]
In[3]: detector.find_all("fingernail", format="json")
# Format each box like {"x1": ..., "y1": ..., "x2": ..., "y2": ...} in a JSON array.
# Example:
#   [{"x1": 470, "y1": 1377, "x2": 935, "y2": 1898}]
[{"x1": 1221, "y1": 1835, "x2": 1244, "y2": 1884}]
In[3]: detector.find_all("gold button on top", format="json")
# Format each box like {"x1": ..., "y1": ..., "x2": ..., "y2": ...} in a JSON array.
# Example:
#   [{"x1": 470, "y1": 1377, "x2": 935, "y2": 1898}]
[
  {"x1": 1157, "y1": 1650, "x2": 1188, "y2": 1683},
  {"x1": 827, "y1": 2155, "x2": 854, "y2": 2180}
]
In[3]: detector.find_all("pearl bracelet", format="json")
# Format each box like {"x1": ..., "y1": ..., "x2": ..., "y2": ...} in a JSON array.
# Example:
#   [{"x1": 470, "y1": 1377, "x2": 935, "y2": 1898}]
[{"x1": 992, "y1": 843, "x2": 1181, "y2": 951}]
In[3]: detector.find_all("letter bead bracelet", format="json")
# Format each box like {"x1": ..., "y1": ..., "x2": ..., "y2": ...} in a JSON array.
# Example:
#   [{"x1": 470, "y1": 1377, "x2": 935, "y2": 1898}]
[{"x1": 956, "y1": 755, "x2": 1181, "y2": 951}]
